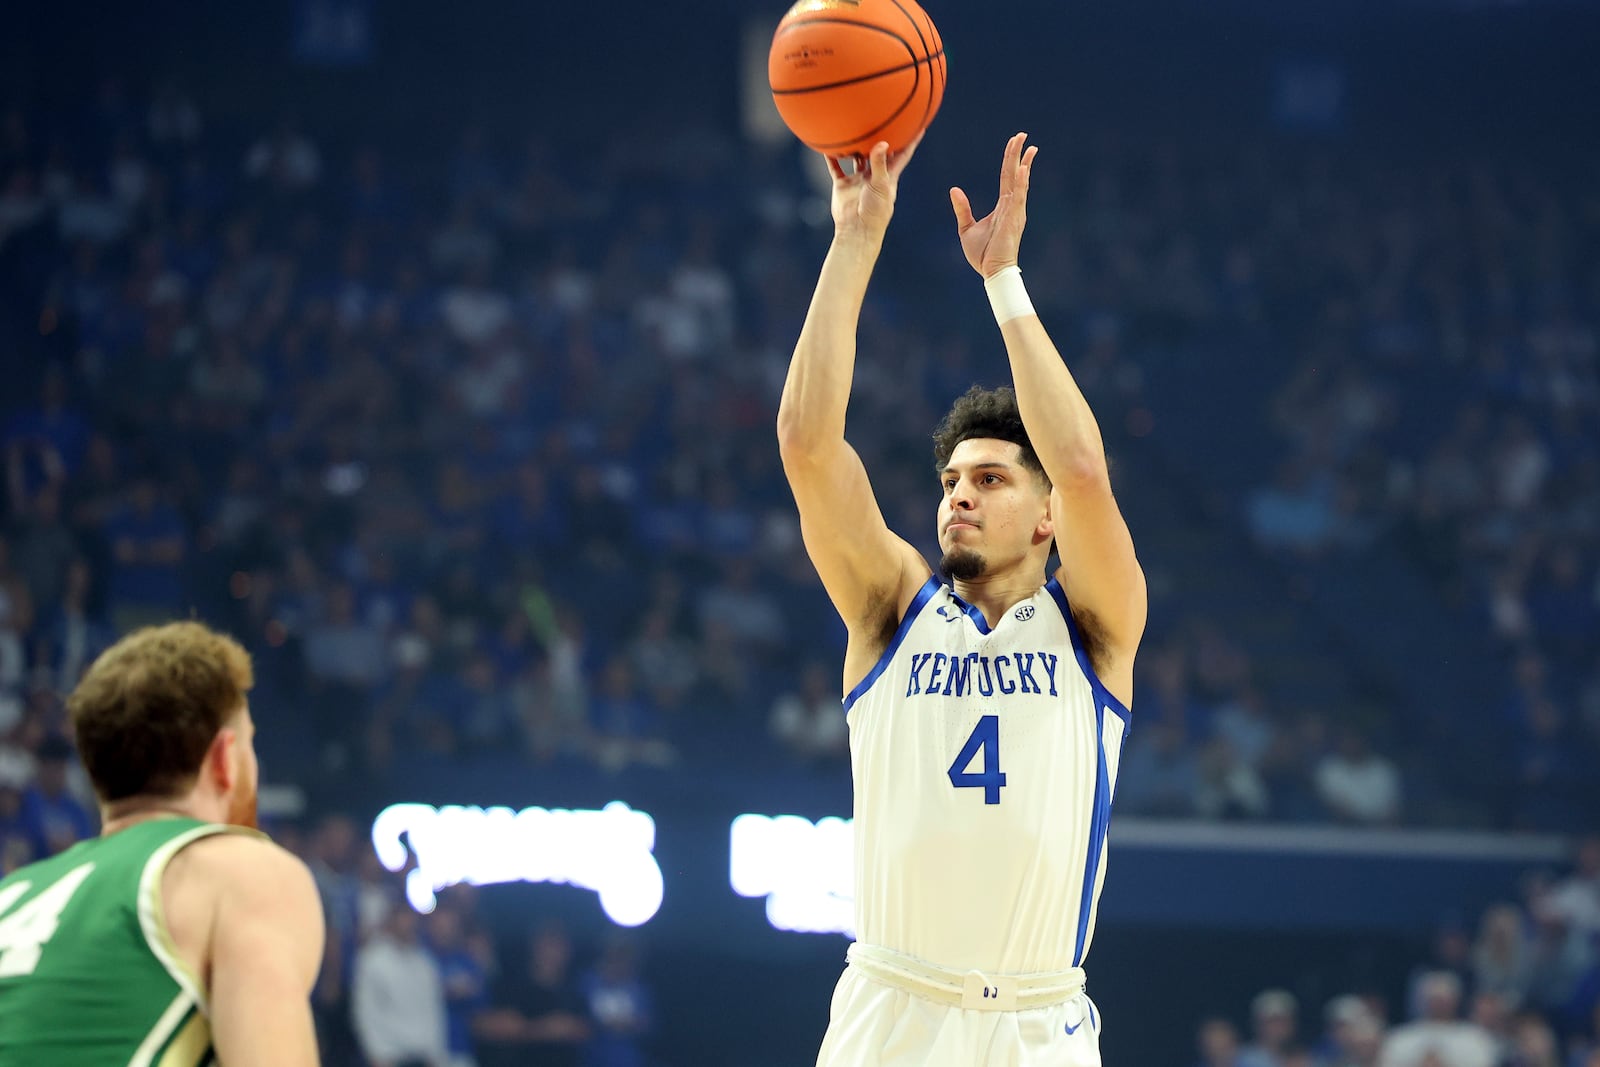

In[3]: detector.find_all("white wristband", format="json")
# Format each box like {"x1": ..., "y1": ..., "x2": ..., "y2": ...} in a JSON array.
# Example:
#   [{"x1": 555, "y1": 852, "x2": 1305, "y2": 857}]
[{"x1": 984, "y1": 265, "x2": 1035, "y2": 325}]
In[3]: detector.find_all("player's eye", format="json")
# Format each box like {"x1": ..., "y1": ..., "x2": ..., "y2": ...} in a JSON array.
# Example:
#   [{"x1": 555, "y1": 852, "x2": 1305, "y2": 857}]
[{"x1": 943, "y1": 478, "x2": 957, "y2": 490}]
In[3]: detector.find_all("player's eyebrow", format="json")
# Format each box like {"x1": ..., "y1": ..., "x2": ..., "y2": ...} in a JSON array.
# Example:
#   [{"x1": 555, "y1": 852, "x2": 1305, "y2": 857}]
[{"x1": 937, "y1": 461, "x2": 1014, "y2": 476}]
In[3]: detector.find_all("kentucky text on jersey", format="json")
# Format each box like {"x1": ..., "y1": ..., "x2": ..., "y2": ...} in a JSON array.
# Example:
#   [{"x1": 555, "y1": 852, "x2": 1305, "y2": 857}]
[{"x1": 904, "y1": 650, "x2": 1060, "y2": 698}]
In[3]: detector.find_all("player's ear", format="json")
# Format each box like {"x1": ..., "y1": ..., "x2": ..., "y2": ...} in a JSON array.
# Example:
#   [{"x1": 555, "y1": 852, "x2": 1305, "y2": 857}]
[
  {"x1": 1034, "y1": 505, "x2": 1055, "y2": 545},
  {"x1": 1037, "y1": 483, "x2": 1059, "y2": 542},
  {"x1": 207, "y1": 726, "x2": 239, "y2": 792}
]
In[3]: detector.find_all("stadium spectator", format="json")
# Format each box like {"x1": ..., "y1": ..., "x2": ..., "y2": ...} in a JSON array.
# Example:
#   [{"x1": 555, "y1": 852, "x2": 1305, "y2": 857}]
[
  {"x1": 427, "y1": 905, "x2": 491, "y2": 1067},
  {"x1": 0, "y1": 783, "x2": 32, "y2": 874},
  {"x1": 7, "y1": 483, "x2": 78, "y2": 612},
  {"x1": 102, "y1": 478, "x2": 186, "y2": 632},
  {"x1": 768, "y1": 660, "x2": 849, "y2": 765},
  {"x1": 18, "y1": 732, "x2": 93, "y2": 856},
  {"x1": 579, "y1": 934, "x2": 654, "y2": 1067},
  {"x1": 352, "y1": 903, "x2": 450, "y2": 1067},
  {"x1": 1379, "y1": 971, "x2": 1496, "y2": 1067},
  {"x1": 1314, "y1": 727, "x2": 1403, "y2": 826},
  {"x1": 1511, "y1": 1012, "x2": 1562, "y2": 1067},
  {"x1": 1118, "y1": 718, "x2": 1201, "y2": 817},
  {"x1": 1241, "y1": 989, "x2": 1300, "y2": 1067},
  {"x1": 1194, "y1": 1017, "x2": 1248, "y2": 1067},
  {"x1": 0, "y1": 537, "x2": 34, "y2": 697},
  {"x1": 1321, "y1": 996, "x2": 1385, "y2": 1067},
  {"x1": 475, "y1": 923, "x2": 591, "y2": 1067},
  {"x1": 1472, "y1": 904, "x2": 1535, "y2": 1011},
  {"x1": 1466, "y1": 991, "x2": 1517, "y2": 1066},
  {"x1": 1542, "y1": 837, "x2": 1600, "y2": 945},
  {"x1": 1195, "y1": 736, "x2": 1270, "y2": 821}
]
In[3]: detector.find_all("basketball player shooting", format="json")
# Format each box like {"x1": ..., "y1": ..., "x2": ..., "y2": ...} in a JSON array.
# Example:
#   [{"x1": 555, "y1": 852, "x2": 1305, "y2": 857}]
[
  {"x1": 777, "y1": 132, "x2": 1147, "y2": 1066},
  {"x1": 0, "y1": 622, "x2": 325, "y2": 1066}
]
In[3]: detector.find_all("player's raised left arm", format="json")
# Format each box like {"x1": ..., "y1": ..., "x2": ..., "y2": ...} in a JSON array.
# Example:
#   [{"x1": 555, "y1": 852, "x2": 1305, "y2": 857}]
[{"x1": 950, "y1": 133, "x2": 1147, "y2": 660}]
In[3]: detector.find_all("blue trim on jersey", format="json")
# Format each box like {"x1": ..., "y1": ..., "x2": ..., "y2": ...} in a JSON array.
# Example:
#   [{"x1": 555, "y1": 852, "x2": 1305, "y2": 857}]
[
  {"x1": 842, "y1": 576, "x2": 942, "y2": 713},
  {"x1": 1073, "y1": 703, "x2": 1113, "y2": 967},
  {"x1": 944, "y1": 587, "x2": 994, "y2": 634},
  {"x1": 1045, "y1": 577, "x2": 1132, "y2": 727}
]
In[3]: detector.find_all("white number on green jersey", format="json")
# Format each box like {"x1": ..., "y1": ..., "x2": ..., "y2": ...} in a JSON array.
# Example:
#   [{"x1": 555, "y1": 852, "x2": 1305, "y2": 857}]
[{"x1": 0, "y1": 862, "x2": 97, "y2": 978}]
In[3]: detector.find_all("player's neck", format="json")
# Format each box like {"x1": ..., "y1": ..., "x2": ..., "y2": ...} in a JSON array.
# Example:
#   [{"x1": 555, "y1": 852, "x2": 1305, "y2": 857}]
[
  {"x1": 100, "y1": 797, "x2": 208, "y2": 836},
  {"x1": 951, "y1": 568, "x2": 1045, "y2": 627}
]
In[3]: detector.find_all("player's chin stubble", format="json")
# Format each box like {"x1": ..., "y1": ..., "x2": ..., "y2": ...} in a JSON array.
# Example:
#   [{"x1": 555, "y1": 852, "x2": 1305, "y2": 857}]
[{"x1": 939, "y1": 548, "x2": 986, "y2": 582}]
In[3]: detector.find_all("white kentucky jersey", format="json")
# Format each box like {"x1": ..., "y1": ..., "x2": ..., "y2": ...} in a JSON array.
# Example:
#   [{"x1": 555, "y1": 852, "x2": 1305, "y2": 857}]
[{"x1": 843, "y1": 575, "x2": 1131, "y2": 977}]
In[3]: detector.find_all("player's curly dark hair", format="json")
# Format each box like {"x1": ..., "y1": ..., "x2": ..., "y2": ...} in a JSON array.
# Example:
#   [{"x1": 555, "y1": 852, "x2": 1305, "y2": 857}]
[
  {"x1": 931, "y1": 385, "x2": 1049, "y2": 487},
  {"x1": 69, "y1": 621, "x2": 253, "y2": 802}
]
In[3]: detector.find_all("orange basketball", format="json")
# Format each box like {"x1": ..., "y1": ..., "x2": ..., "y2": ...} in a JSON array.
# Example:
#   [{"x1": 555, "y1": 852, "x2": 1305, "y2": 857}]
[{"x1": 768, "y1": 0, "x2": 946, "y2": 158}]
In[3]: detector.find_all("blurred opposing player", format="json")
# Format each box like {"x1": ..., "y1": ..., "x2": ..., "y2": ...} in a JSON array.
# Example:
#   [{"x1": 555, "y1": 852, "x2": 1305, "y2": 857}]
[
  {"x1": 0, "y1": 621, "x2": 325, "y2": 1066},
  {"x1": 777, "y1": 132, "x2": 1146, "y2": 1066}
]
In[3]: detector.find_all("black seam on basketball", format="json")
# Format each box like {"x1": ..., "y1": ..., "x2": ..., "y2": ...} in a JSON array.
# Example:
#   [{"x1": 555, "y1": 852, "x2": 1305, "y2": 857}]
[
  {"x1": 886, "y1": 0, "x2": 932, "y2": 62},
  {"x1": 771, "y1": 49, "x2": 945, "y2": 96},
  {"x1": 805, "y1": 77, "x2": 917, "y2": 150},
  {"x1": 925, "y1": 11, "x2": 947, "y2": 98},
  {"x1": 884, "y1": 0, "x2": 937, "y2": 131},
  {"x1": 919, "y1": 9, "x2": 946, "y2": 96},
  {"x1": 806, "y1": 55, "x2": 924, "y2": 150}
]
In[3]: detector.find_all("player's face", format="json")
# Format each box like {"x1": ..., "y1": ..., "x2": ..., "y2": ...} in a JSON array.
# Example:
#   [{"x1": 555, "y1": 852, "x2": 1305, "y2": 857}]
[
  {"x1": 936, "y1": 438, "x2": 1051, "y2": 580},
  {"x1": 225, "y1": 705, "x2": 260, "y2": 830}
]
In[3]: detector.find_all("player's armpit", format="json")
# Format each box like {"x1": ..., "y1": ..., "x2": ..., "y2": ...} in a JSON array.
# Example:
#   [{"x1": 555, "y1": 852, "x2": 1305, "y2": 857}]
[
  {"x1": 780, "y1": 435, "x2": 931, "y2": 633},
  {"x1": 206, "y1": 837, "x2": 326, "y2": 1067}
]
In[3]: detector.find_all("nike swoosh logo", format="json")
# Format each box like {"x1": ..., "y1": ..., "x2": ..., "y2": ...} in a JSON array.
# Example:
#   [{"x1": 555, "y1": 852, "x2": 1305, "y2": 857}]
[{"x1": 1064, "y1": 1020, "x2": 1082, "y2": 1035}]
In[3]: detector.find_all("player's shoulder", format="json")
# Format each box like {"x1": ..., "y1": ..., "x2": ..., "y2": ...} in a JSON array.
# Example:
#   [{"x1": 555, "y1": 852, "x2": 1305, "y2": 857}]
[
  {"x1": 0, "y1": 838, "x2": 97, "y2": 887},
  {"x1": 0, "y1": 855, "x2": 52, "y2": 891},
  {"x1": 169, "y1": 827, "x2": 317, "y2": 901}
]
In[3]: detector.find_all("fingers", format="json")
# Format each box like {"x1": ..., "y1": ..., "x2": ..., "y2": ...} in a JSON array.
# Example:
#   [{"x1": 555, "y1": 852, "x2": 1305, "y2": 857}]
[
  {"x1": 950, "y1": 186, "x2": 975, "y2": 231},
  {"x1": 865, "y1": 141, "x2": 891, "y2": 189},
  {"x1": 1017, "y1": 145, "x2": 1039, "y2": 193},
  {"x1": 835, "y1": 137, "x2": 922, "y2": 185},
  {"x1": 999, "y1": 132, "x2": 1027, "y2": 195},
  {"x1": 829, "y1": 136, "x2": 922, "y2": 195}
]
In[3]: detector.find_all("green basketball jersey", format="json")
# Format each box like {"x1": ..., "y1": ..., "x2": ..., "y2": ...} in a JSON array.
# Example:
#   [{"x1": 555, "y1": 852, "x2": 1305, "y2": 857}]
[{"x1": 0, "y1": 816, "x2": 257, "y2": 1066}]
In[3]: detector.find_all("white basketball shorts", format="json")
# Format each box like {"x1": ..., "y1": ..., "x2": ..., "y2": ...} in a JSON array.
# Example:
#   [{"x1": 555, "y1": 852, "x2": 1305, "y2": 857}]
[{"x1": 815, "y1": 943, "x2": 1104, "y2": 1067}]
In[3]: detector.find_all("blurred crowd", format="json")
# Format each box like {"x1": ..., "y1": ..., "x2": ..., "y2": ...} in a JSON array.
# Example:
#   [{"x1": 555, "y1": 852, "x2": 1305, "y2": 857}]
[
  {"x1": 1234, "y1": 143, "x2": 1600, "y2": 833},
  {"x1": 0, "y1": 49, "x2": 1594, "y2": 858},
  {"x1": 1194, "y1": 838, "x2": 1600, "y2": 1067},
  {"x1": 0, "y1": 74, "x2": 854, "y2": 826},
  {"x1": 2, "y1": 72, "x2": 1594, "y2": 843}
]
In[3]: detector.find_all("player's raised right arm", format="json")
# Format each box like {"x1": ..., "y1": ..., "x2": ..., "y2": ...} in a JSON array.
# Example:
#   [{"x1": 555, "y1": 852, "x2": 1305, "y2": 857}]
[{"x1": 777, "y1": 140, "x2": 929, "y2": 631}]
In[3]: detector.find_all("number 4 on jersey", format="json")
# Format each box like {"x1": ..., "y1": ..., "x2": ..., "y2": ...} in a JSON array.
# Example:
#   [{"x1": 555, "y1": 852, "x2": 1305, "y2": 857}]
[
  {"x1": 0, "y1": 862, "x2": 96, "y2": 978},
  {"x1": 947, "y1": 714, "x2": 1006, "y2": 804}
]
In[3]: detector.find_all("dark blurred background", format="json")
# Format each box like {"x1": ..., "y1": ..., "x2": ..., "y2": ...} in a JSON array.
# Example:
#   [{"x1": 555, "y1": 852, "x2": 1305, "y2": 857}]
[{"x1": 0, "y1": 1, "x2": 1597, "y2": 1065}]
